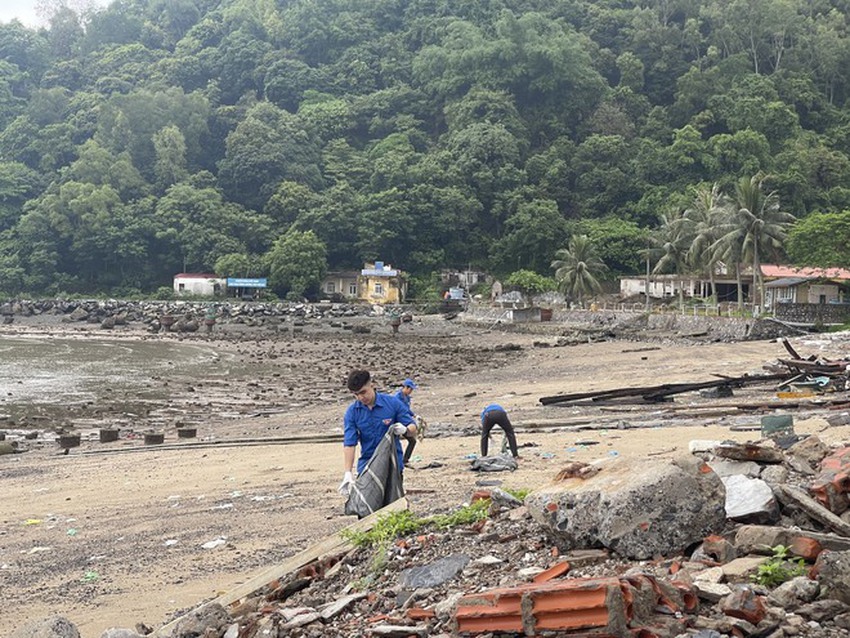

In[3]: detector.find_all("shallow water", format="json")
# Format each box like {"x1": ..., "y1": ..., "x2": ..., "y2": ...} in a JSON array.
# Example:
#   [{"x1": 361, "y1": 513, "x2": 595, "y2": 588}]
[{"x1": 0, "y1": 336, "x2": 221, "y2": 407}]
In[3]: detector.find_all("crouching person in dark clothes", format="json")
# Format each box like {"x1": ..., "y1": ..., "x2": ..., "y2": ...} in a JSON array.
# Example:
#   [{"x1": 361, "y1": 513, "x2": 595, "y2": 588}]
[
  {"x1": 480, "y1": 403, "x2": 519, "y2": 459},
  {"x1": 338, "y1": 370, "x2": 417, "y2": 509}
]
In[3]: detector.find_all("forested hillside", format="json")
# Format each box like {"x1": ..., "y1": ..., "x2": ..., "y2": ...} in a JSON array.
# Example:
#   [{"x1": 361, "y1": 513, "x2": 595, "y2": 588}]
[{"x1": 1, "y1": 0, "x2": 850, "y2": 299}]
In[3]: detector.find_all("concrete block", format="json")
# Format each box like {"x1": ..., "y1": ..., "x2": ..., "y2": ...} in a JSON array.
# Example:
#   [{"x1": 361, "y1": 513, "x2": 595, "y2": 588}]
[{"x1": 527, "y1": 456, "x2": 726, "y2": 560}]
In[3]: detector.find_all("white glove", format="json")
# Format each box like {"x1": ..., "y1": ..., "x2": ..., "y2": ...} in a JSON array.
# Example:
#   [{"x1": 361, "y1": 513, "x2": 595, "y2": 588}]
[
  {"x1": 392, "y1": 423, "x2": 408, "y2": 436},
  {"x1": 337, "y1": 471, "x2": 354, "y2": 497}
]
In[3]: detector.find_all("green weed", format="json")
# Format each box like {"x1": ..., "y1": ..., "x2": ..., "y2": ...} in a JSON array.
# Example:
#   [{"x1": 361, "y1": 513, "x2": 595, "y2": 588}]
[{"x1": 751, "y1": 545, "x2": 807, "y2": 588}]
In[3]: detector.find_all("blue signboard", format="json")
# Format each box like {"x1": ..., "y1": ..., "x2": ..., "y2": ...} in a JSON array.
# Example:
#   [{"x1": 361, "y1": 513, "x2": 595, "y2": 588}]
[{"x1": 226, "y1": 278, "x2": 267, "y2": 288}]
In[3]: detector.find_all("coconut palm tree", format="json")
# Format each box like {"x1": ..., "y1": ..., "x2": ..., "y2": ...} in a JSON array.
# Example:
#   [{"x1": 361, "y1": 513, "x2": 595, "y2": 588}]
[
  {"x1": 715, "y1": 174, "x2": 796, "y2": 311},
  {"x1": 680, "y1": 183, "x2": 729, "y2": 303},
  {"x1": 550, "y1": 234, "x2": 607, "y2": 307},
  {"x1": 652, "y1": 208, "x2": 691, "y2": 312}
]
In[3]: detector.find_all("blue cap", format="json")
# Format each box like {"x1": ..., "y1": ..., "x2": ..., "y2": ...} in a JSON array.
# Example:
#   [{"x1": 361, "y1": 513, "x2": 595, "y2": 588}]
[{"x1": 402, "y1": 378, "x2": 418, "y2": 389}]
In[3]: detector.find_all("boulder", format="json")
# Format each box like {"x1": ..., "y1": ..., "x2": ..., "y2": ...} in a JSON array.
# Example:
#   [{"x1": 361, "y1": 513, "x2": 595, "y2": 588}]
[{"x1": 526, "y1": 455, "x2": 726, "y2": 559}]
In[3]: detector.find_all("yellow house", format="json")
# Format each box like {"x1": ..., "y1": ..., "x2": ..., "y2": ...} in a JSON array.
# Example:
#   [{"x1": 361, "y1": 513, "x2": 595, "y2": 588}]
[{"x1": 358, "y1": 261, "x2": 406, "y2": 304}]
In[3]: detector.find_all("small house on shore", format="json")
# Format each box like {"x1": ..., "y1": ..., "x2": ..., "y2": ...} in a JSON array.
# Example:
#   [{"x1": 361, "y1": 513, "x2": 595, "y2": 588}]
[{"x1": 173, "y1": 273, "x2": 224, "y2": 297}]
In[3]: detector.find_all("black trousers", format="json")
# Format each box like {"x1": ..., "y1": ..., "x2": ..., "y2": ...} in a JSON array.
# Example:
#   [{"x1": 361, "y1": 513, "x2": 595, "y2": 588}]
[
  {"x1": 403, "y1": 433, "x2": 416, "y2": 464},
  {"x1": 481, "y1": 409, "x2": 519, "y2": 457}
]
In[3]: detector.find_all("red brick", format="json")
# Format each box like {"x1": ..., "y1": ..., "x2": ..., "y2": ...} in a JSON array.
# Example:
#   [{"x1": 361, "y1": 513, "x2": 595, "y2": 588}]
[
  {"x1": 406, "y1": 607, "x2": 435, "y2": 620},
  {"x1": 722, "y1": 588, "x2": 767, "y2": 625},
  {"x1": 532, "y1": 561, "x2": 571, "y2": 583},
  {"x1": 810, "y1": 447, "x2": 850, "y2": 513},
  {"x1": 789, "y1": 536, "x2": 823, "y2": 562}
]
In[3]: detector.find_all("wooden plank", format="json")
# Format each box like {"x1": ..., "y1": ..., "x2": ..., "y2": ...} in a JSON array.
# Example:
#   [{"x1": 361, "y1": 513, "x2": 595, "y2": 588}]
[
  {"x1": 152, "y1": 497, "x2": 409, "y2": 637},
  {"x1": 777, "y1": 486, "x2": 850, "y2": 538}
]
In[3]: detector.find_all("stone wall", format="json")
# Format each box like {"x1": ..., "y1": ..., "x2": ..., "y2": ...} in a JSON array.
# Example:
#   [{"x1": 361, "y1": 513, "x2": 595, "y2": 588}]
[
  {"x1": 461, "y1": 305, "x2": 798, "y2": 340},
  {"x1": 775, "y1": 302, "x2": 850, "y2": 325}
]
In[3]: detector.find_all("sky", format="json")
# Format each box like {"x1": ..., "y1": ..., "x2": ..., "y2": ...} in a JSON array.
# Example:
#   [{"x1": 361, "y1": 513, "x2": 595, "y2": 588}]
[
  {"x1": 0, "y1": 0, "x2": 109, "y2": 28},
  {"x1": 0, "y1": 0, "x2": 47, "y2": 27}
]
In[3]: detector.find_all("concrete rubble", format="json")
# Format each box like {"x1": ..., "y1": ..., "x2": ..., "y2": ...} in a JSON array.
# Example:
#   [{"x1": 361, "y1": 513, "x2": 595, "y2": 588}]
[{"x1": 14, "y1": 429, "x2": 850, "y2": 638}]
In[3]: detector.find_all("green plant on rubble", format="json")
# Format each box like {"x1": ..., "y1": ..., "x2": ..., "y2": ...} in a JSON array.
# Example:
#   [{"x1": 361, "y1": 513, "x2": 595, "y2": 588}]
[
  {"x1": 340, "y1": 501, "x2": 494, "y2": 586},
  {"x1": 427, "y1": 499, "x2": 491, "y2": 530},
  {"x1": 341, "y1": 510, "x2": 423, "y2": 549},
  {"x1": 751, "y1": 545, "x2": 807, "y2": 588}
]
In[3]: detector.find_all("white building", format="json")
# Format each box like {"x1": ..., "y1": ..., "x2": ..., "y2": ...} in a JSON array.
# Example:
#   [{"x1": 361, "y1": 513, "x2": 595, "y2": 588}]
[{"x1": 173, "y1": 273, "x2": 225, "y2": 296}]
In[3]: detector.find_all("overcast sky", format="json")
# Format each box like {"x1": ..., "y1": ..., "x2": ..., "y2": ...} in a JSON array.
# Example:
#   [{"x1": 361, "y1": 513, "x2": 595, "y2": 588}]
[
  {"x1": 0, "y1": 0, "x2": 49, "y2": 27},
  {"x1": 0, "y1": 0, "x2": 109, "y2": 28}
]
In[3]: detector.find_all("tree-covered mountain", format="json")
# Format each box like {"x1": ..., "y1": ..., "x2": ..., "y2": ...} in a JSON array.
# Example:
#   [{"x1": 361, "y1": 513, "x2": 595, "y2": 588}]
[{"x1": 1, "y1": 0, "x2": 850, "y2": 299}]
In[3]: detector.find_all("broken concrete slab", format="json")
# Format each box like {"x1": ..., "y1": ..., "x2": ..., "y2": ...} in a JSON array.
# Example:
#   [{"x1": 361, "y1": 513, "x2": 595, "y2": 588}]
[
  {"x1": 721, "y1": 556, "x2": 771, "y2": 583},
  {"x1": 735, "y1": 524, "x2": 850, "y2": 556},
  {"x1": 10, "y1": 617, "x2": 80, "y2": 638},
  {"x1": 526, "y1": 455, "x2": 726, "y2": 559},
  {"x1": 815, "y1": 550, "x2": 850, "y2": 605},
  {"x1": 767, "y1": 576, "x2": 820, "y2": 611},
  {"x1": 713, "y1": 442, "x2": 784, "y2": 464},
  {"x1": 171, "y1": 603, "x2": 229, "y2": 638},
  {"x1": 708, "y1": 459, "x2": 761, "y2": 478},
  {"x1": 787, "y1": 434, "x2": 830, "y2": 468},
  {"x1": 319, "y1": 593, "x2": 368, "y2": 620},
  {"x1": 399, "y1": 554, "x2": 470, "y2": 589},
  {"x1": 694, "y1": 581, "x2": 733, "y2": 603},
  {"x1": 722, "y1": 474, "x2": 779, "y2": 524}
]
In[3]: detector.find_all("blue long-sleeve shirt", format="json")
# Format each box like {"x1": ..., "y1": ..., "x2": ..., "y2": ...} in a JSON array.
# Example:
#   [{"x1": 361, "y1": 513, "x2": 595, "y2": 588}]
[{"x1": 344, "y1": 392, "x2": 414, "y2": 474}]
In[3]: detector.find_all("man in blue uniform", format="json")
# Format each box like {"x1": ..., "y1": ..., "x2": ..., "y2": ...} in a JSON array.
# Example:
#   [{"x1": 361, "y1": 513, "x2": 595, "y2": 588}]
[
  {"x1": 338, "y1": 369, "x2": 417, "y2": 496},
  {"x1": 395, "y1": 378, "x2": 419, "y2": 464},
  {"x1": 480, "y1": 403, "x2": 519, "y2": 459}
]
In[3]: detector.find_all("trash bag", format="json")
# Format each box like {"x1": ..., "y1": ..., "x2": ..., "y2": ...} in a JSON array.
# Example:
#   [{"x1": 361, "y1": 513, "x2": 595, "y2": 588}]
[
  {"x1": 345, "y1": 430, "x2": 405, "y2": 518},
  {"x1": 470, "y1": 454, "x2": 518, "y2": 472}
]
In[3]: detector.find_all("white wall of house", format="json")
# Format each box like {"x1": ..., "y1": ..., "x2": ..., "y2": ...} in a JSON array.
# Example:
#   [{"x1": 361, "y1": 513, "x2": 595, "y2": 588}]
[
  {"x1": 173, "y1": 276, "x2": 224, "y2": 296},
  {"x1": 619, "y1": 277, "x2": 699, "y2": 299}
]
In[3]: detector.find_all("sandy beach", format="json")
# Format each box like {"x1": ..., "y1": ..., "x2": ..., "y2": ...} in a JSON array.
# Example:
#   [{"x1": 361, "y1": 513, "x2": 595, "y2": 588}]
[{"x1": 2, "y1": 314, "x2": 850, "y2": 637}]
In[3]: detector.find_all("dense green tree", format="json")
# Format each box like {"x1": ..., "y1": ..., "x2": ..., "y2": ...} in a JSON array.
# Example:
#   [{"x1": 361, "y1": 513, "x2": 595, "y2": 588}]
[
  {"x1": 214, "y1": 252, "x2": 264, "y2": 278},
  {"x1": 787, "y1": 210, "x2": 850, "y2": 269},
  {"x1": 490, "y1": 199, "x2": 567, "y2": 275},
  {"x1": 264, "y1": 228, "x2": 327, "y2": 300},
  {"x1": 218, "y1": 102, "x2": 322, "y2": 210},
  {"x1": 3, "y1": 0, "x2": 850, "y2": 297},
  {"x1": 504, "y1": 269, "x2": 556, "y2": 296}
]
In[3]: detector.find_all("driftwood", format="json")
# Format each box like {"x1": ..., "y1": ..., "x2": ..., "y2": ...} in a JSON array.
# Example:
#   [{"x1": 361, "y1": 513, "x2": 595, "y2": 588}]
[{"x1": 539, "y1": 374, "x2": 788, "y2": 406}]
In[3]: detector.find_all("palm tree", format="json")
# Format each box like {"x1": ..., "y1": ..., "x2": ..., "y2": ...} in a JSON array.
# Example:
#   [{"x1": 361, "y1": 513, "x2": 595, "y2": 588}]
[
  {"x1": 652, "y1": 209, "x2": 691, "y2": 312},
  {"x1": 680, "y1": 183, "x2": 729, "y2": 303},
  {"x1": 715, "y1": 174, "x2": 796, "y2": 311},
  {"x1": 550, "y1": 234, "x2": 607, "y2": 307}
]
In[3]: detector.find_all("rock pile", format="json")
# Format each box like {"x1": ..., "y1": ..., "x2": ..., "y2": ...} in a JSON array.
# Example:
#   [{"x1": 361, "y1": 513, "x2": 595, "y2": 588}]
[
  {"x1": 0, "y1": 299, "x2": 380, "y2": 331},
  {"x1": 12, "y1": 435, "x2": 850, "y2": 638}
]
